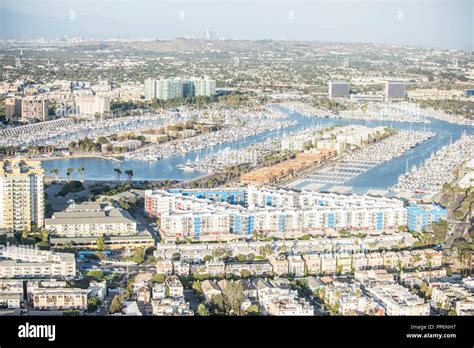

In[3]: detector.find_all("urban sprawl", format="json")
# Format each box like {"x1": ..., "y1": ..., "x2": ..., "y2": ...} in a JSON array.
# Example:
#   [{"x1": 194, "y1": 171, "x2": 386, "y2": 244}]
[{"x1": 0, "y1": 38, "x2": 472, "y2": 317}]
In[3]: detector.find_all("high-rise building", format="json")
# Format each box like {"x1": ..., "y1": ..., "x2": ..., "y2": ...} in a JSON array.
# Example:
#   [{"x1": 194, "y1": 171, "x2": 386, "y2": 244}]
[
  {"x1": 75, "y1": 95, "x2": 110, "y2": 117},
  {"x1": 182, "y1": 80, "x2": 195, "y2": 98},
  {"x1": 156, "y1": 78, "x2": 184, "y2": 100},
  {"x1": 328, "y1": 81, "x2": 350, "y2": 99},
  {"x1": 4, "y1": 98, "x2": 22, "y2": 122},
  {"x1": 20, "y1": 97, "x2": 49, "y2": 122},
  {"x1": 385, "y1": 81, "x2": 406, "y2": 99},
  {"x1": 144, "y1": 77, "x2": 216, "y2": 100},
  {"x1": 0, "y1": 159, "x2": 45, "y2": 233},
  {"x1": 144, "y1": 78, "x2": 157, "y2": 100},
  {"x1": 192, "y1": 77, "x2": 216, "y2": 97}
]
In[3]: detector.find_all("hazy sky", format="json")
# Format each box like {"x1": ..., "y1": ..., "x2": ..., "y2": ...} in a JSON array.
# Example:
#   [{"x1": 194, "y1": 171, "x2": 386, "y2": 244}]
[{"x1": 1, "y1": 0, "x2": 473, "y2": 50}]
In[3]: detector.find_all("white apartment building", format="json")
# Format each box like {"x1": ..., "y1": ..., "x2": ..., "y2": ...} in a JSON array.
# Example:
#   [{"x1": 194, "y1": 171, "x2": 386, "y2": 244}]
[
  {"x1": 75, "y1": 95, "x2": 110, "y2": 117},
  {"x1": 0, "y1": 245, "x2": 76, "y2": 279},
  {"x1": 0, "y1": 159, "x2": 44, "y2": 233},
  {"x1": 20, "y1": 97, "x2": 49, "y2": 122},
  {"x1": 45, "y1": 202, "x2": 137, "y2": 237},
  {"x1": 145, "y1": 187, "x2": 407, "y2": 240},
  {"x1": 32, "y1": 287, "x2": 88, "y2": 310},
  {"x1": 0, "y1": 279, "x2": 24, "y2": 309},
  {"x1": 431, "y1": 283, "x2": 474, "y2": 315},
  {"x1": 365, "y1": 284, "x2": 430, "y2": 316},
  {"x1": 253, "y1": 278, "x2": 314, "y2": 315}
]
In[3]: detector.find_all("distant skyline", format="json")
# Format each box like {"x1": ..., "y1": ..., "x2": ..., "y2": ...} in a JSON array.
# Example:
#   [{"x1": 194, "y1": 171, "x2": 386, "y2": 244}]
[{"x1": 1, "y1": 0, "x2": 472, "y2": 50}]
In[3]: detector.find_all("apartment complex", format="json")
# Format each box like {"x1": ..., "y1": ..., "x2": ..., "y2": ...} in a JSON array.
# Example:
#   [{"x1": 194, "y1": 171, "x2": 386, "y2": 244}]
[
  {"x1": 0, "y1": 245, "x2": 76, "y2": 279},
  {"x1": 365, "y1": 283, "x2": 430, "y2": 315},
  {"x1": 328, "y1": 81, "x2": 350, "y2": 99},
  {"x1": 254, "y1": 278, "x2": 314, "y2": 315},
  {"x1": 407, "y1": 203, "x2": 447, "y2": 232},
  {"x1": 145, "y1": 186, "x2": 408, "y2": 240},
  {"x1": 20, "y1": 97, "x2": 49, "y2": 122},
  {"x1": 45, "y1": 201, "x2": 137, "y2": 237},
  {"x1": 0, "y1": 279, "x2": 24, "y2": 309},
  {"x1": 0, "y1": 159, "x2": 44, "y2": 233},
  {"x1": 32, "y1": 287, "x2": 88, "y2": 310},
  {"x1": 385, "y1": 81, "x2": 406, "y2": 99},
  {"x1": 144, "y1": 77, "x2": 216, "y2": 100},
  {"x1": 322, "y1": 280, "x2": 385, "y2": 315},
  {"x1": 75, "y1": 95, "x2": 110, "y2": 117},
  {"x1": 431, "y1": 283, "x2": 474, "y2": 315},
  {"x1": 4, "y1": 97, "x2": 22, "y2": 122},
  {"x1": 241, "y1": 149, "x2": 336, "y2": 185}
]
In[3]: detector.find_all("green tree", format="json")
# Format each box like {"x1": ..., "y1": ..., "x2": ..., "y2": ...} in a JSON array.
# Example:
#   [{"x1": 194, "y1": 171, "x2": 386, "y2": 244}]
[
  {"x1": 131, "y1": 248, "x2": 146, "y2": 264},
  {"x1": 197, "y1": 304, "x2": 209, "y2": 316},
  {"x1": 88, "y1": 297, "x2": 100, "y2": 312},
  {"x1": 246, "y1": 304, "x2": 260, "y2": 315},
  {"x1": 109, "y1": 295, "x2": 122, "y2": 314},
  {"x1": 431, "y1": 219, "x2": 448, "y2": 242},
  {"x1": 151, "y1": 274, "x2": 166, "y2": 283},
  {"x1": 96, "y1": 236, "x2": 105, "y2": 251},
  {"x1": 87, "y1": 270, "x2": 105, "y2": 281},
  {"x1": 222, "y1": 282, "x2": 244, "y2": 315},
  {"x1": 39, "y1": 229, "x2": 49, "y2": 243},
  {"x1": 66, "y1": 167, "x2": 74, "y2": 181},
  {"x1": 192, "y1": 280, "x2": 202, "y2": 295},
  {"x1": 240, "y1": 270, "x2": 251, "y2": 279},
  {"x1": 21, "y1": 228, "x2": 29, "y2": 241}
]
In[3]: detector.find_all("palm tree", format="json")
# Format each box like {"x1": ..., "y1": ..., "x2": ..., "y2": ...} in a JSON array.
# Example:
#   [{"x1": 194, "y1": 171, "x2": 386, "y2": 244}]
[
  {"x1": 125, "y1": 169, "x2": 134, "y2": 183},
  {"x1": 77, "y1": 167, "x2": 85, "y2": 181},
  {"x1": 66, "y1": 168, "x2": 74, "y2": 182},
  {"x1": 113, "y1": 168, "x2": 122, "y2": 181}
]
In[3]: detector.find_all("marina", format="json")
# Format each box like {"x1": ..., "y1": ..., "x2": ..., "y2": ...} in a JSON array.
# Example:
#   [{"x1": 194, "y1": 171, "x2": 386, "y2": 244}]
[
  {"x1": 124, "y1": 116, "x2": 294, "y2": 162},
  {"x1": 393, "y1": 134, "x2": 474, "y2": 193},
  {"x1": 289, "y1": 130, "x2": 435, "y2": 188},
  {"x1": 41, "y1": 106, "x2": 474, "y2": 188}
]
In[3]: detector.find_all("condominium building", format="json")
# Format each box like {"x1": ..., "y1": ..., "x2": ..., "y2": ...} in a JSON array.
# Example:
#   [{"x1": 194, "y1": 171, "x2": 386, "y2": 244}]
[
  {"x1": 75, "y1": 95, "x2": 110, "y2": 117},
  {"x1": 191, "y1": 76, "x2": 216, "y2": 97},
  {"x1": 144, "y1": 77, "x2": 216, "y2": 100},
  {"x1": 431, "y1": 283, "x2": 474, "y2": 315},
  {"x1": 0, "y1": 245, "x2": 76, "y2": 279},
  {"x1": 32, "y1": 287, "x2": 88, "y2": 310},
  {"x1": 328, "y1": 81, "x2": 350, "y2": 99},
  {"x1": 407, "y1": 203, "x2": 447, "y2": 232},
  {"x1": 4, "y1": 97, "x2": 22, "y2": 122},
  {"x1": 151, "y1": 297, "x2": 193, "y2": 316},
  {"x1": 145, "y1": 186, "x2": 407, "y2": 240},
  {"x1": 20, "y1": 97, "x2": 49, "y2": 122},
  {"x1": 0, "y1": 279, "x2": 24, "y2": 309},
  {"x1": 365, "y1": 283, "x2": 430, "y2": 315},
  {"x1": 241, "y1": 149, "x2": 336, "y2": 185},
  {"x1": 0, "y1": 159, "x2": 44, "y2": 233},
  {"x1": 45, "y1": 201, "x2": 137, "y2": 237},
  {"x1": 253, "y1": 278, "x2": 314, "y2": 315},
  {"x1": 385, "y1": 81, "x2": 406, "y2": 99},
  {"x1": 323, "y1": 281, "x2": 385, "y2": 315},
  {"x1": 165, "y1": 276, "x2": 184, "y2": 298}
]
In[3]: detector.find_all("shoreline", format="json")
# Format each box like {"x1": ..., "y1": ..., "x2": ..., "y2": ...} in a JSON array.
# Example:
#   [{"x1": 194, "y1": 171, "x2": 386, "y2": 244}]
[{"x1": 28, "y1": 154, "x2": 123, "y2": 163}]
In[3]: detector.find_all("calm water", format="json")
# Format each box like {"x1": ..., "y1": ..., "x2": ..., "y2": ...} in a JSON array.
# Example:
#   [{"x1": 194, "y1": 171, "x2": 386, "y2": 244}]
[{"x1": 42, "y1": 106, "x2": 474, "y2": 190}]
